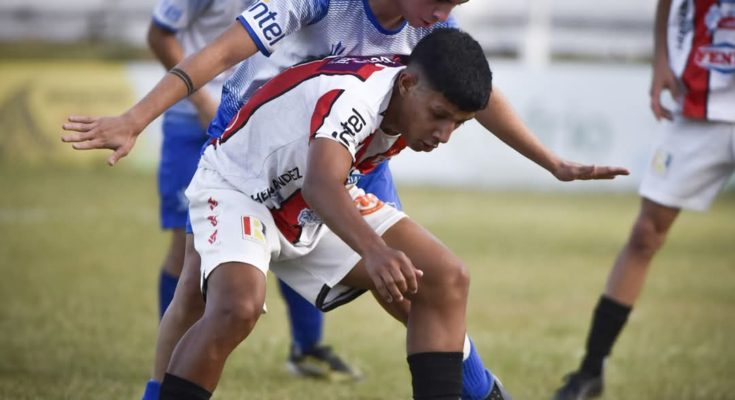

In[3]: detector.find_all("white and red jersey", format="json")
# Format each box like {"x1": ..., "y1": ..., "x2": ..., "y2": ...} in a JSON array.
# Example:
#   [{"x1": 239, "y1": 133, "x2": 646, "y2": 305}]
[
  {"x1": 199, "y1": 55, "x2": 407, "y2": 244},
  {"x1": 668, "y1": 0, "x2": 735, "y2": 122},
  {"x1": 151, "y1": 0, "x2": 249, "y2": 115},
  {"x1": 209, "y1": 0, "x2": 457, "y2": 139}
]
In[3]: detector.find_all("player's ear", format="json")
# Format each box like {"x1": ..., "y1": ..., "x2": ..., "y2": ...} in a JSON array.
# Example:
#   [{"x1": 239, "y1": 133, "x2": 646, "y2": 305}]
[{"x1": 397, "y1": 69, "x2": 419, "y2": 96}]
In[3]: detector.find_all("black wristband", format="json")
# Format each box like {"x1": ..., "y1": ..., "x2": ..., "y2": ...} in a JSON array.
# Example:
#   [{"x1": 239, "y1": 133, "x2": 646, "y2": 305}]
[{"x1": 169, "y1": 67, "x2": 195, "y2": 96}]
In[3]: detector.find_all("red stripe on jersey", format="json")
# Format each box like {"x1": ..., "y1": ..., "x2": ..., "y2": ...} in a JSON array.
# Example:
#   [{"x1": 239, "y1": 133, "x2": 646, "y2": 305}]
[
  {"x1": 353, "y1": 132, "x2": 376, "y2": 162},
  {"x1": 356, "y1": 136, "x2": 407, "y2": 174},
  {"x1": 270, "y1": 191, "x2": 309, "y2": 244},
  {"x1": 681, "y1": 0, "x2": 714, "y2": 119},
  {"x1": 219, "y1": 57, "x2": 393, "y2": 144},
  {"x1": 310, "y1": 89, "x2": 345, "y2": 139}
]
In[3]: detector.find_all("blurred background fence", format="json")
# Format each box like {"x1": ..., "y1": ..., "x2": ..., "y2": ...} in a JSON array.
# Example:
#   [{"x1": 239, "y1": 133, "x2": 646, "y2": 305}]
[{"x1": 1, "y1": 0, "x2": 731, "y2": 191}]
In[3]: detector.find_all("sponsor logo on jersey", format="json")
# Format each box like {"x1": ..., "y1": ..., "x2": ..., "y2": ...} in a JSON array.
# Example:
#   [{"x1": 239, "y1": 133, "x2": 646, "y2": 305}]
[
  {"x1": 695, "y1": 43, "x2": 735, "y2": 73},
  {"x1": 346, "y1": 171, "x2": 363, "y2": 185},
  {"x1": 250, "y1": 167, "x2": 303, "y2": 203},
  {"x1": 705, "y1": 3, "x2": 735, "y2": 33},
  {"x1": 353, "y1": 193, "x2": 384, "y2": 216},
  {"x1": 242, "y1": 216, "x2": 267, "y2": 244},
  {"x1": 331, "y1": 55, "x2": 399, "y2": 66},
  {"x1": 162, "y1": 1, "x2": 183, "y2": 23},
  {"x1": 297, "y1": 208, "x2": 323, "y2": 226},
  {"x1": 330, "y1": 42, "x2": 346, "y2": 56},
  {"x1": 331, "y1": 108, "x2": 366, "y2": 148},
  {"x1": 246, "y1": 1, "x2": 285, "y2": 47}
]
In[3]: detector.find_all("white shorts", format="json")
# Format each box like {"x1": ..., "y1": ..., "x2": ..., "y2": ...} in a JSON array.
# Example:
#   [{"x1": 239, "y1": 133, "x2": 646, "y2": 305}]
[
  {"x1": 186, "y1": 167, "x2": 406, "y2": 311},
  {"x1": 639, "y1": 116, "x2": 735, "y2": 211}
]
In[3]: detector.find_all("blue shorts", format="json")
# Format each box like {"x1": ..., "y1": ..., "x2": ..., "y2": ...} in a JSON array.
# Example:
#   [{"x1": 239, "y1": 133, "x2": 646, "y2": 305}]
[
  {"x1": 159, "y1": 112, "x2": 209, "y2": 230},
  {"x1": 184, "y1": 161, "x2": 402, "y2": 234}
]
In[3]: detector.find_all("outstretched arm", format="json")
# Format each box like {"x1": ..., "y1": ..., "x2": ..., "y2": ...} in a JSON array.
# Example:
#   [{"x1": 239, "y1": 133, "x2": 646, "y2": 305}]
[
  {"x1": 61, "y1": 22, "x2": 257, "y2": 166},
  {"x1": 147, "y1": 21, "x2": 218, "y2": 128},
  {"x1": 475, "y1": 87, "x2": 630, "y2": 180},
  {"x1": 302, "y1": 139, "x2": 422, "y2": 303}
]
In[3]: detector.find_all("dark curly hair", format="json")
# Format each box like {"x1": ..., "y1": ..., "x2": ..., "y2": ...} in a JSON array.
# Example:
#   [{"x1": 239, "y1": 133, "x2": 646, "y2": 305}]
[{"x1": 408, "y1": 28, "x2": 492, "y2": 112}]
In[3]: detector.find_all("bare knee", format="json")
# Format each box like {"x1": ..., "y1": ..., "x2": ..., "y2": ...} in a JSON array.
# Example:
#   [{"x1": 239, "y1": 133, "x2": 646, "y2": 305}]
[
  {"x1": 204, "y1": 296, "x2": 263, "y2": 344},
  {"x1": 627, "y1": 217, "x2": 669, "y2": 258},
  {"x1": 415, "y1": 256, "x2": 469, "y2": 306}
]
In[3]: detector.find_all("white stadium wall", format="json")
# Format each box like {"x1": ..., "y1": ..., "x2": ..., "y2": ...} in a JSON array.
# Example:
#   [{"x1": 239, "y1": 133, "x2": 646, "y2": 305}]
[{"x1": 126, "y1": 60, "x2": 733, "y2": 192}]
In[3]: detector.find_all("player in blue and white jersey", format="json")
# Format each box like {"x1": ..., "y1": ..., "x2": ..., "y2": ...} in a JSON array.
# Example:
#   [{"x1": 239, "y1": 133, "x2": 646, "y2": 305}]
[
  {"x1": 148, "y1": 0, "x2": 243, "y2": 321},
  {"x1": 62, "y1": 0, "x2": 627, "y2": 398}
]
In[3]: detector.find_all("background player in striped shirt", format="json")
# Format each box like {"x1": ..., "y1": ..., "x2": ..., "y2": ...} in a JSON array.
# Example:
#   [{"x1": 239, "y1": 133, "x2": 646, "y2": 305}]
[{"x1": 553, "y1": 1, "x2": 735, "y2": 399}]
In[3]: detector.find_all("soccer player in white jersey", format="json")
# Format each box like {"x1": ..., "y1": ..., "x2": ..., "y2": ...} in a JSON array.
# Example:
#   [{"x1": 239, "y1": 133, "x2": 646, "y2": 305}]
[
  {"x1": 552, "y1": 1, "x2": 735, "y2": 399},
  {"x1": 145, "y1": 2, "x2": 362, "y2": 398},
  {"x1": 63, "y1": 0, "x2": 627, "y2": 398},
  {"x1": 161, "y1": 28, "x2": 625, "y2": 400}
]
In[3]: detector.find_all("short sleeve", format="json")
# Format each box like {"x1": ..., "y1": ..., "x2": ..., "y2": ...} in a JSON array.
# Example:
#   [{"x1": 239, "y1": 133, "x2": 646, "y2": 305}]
[
  {"x1": 237, "y1": 0, "x2": 330, "y2": 56},
  {"x1": 310, "y1": 90, "x2": 377, "y2": 161},
  {"x1": 152, "y1": 0, "x2": 212, "y2": 32}
]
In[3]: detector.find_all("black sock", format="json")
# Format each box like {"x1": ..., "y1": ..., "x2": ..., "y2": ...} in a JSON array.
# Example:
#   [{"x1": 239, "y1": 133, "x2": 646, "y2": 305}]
[
  {"x1": 160, "y1": 373, "x2": 212, "y2": 400},
  {"x1": 407, "y1": 352, "x2": 463, "y2": 400},
  {"x1": 580, "y1": 295, "x2": 632, "y2": 376}
]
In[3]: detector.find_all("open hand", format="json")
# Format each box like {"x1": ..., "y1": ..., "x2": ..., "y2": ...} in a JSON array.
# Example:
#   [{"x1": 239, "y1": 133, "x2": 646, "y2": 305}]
[
  {"x1": 61, "y1": 114, "x2": 141, "y2": 166},
  {"x1": 553, "y1": 160, "x2": 630, "y2": 181}
]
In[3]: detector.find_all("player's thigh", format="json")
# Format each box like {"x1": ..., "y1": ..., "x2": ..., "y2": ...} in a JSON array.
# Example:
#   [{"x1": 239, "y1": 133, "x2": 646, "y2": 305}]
[
  {"x1": 186, "y1": 168, "x2": 281, "y2": 298},
  {"x1": 170, "y1": 234, "x2": 206, "y2": 313},
  {"x1": 201, "y1": 261, "x2": 267, "y2": 325}
]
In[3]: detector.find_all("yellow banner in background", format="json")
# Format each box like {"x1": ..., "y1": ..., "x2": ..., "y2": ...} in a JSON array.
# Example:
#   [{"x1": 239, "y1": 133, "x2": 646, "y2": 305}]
[{"x1": 0, "y1": 61, "x2": 134, "y2": 166}]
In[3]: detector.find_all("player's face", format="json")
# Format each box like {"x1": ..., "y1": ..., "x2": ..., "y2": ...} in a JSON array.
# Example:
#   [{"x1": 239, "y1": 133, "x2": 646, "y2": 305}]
[
  {"x1": 397, "y1": 0, "x2": 468, "y2": 28},
  {"x1": 399, "y1": 82, "x2": 476, "y2": 153}
]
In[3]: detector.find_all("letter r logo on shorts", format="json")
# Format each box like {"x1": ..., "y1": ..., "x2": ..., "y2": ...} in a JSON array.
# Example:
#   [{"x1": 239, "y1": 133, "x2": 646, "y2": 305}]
[{"x1": 242, "y1": 216, "x2": 266, "y2": 244}]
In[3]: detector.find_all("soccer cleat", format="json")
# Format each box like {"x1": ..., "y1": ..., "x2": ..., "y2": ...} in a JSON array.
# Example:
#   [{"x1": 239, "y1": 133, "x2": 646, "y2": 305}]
[
  {"x1": 286, "y1": 345, "x2": 362, "y2": 382},
  {"x1": 551, "y1": 370, "x2": 604, "y2": 400},
  {"x1": 486, "y1": 377, "x2": 513, "y2": 400}
]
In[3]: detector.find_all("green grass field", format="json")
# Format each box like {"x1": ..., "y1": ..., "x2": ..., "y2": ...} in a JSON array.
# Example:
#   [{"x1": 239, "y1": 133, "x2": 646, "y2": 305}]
[{"x1": 1, "y1": 166, "x2": 733, "y2": 400}]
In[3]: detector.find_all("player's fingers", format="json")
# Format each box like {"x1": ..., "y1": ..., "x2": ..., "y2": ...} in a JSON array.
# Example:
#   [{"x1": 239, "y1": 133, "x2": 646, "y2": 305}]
[
  {"x1": 67, "y1": 115, "x2": 97, "y2": 124},
  {"x1": 108, "y1": 144, "x2": 132, "y2": 166},
  {"x1": 61, "y1": 129, "x2": 97, "y2": 143},
  {"x1": 388, "y1": 268, "x2": 408, "y2": 297},
  {"x1": 71, "y1": 138, "x2": 107, "y2": 150},
  {"x1": 62, "y1": 121, "x2": 96, "y2": 134},
  {"x1": 660, "y1": 106, "x2": 674, "y2": 121},
  {"x1": 370, "y1": 276, "x2": 393, "y2": 303},
  {"x1": 380, "y1": 271, "x2": 405, "y2": 303},
  {"x1": 594, "y1": 166, "x2": 630, "y2": 179},
  {"x1": 650, "y1": 98, "x2": 664, "y2": 121},
  {"x1": 399, "y1": 258, "x2": 420, "y2": 294}
]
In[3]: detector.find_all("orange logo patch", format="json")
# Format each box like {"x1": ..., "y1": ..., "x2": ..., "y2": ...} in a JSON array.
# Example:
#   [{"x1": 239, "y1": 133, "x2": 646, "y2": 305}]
[{"x1": 353, "y1": 193, "x2": 384, "y2": 216}]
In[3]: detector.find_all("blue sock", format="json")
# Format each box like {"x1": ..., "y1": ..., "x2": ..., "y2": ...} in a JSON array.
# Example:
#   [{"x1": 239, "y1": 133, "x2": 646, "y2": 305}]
[
  {"x1": 278, "y1": 279, "x2": 323, "y2": 352},
  {"x1": 141, "y1": 379, "x2": 161, "y2": 400},
  {"x1": 462, "y1": 337, "x2": 495, "y2": 400},
  {"x1": 159, "y1": 270, "x2": 179, "y2": 319}
]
